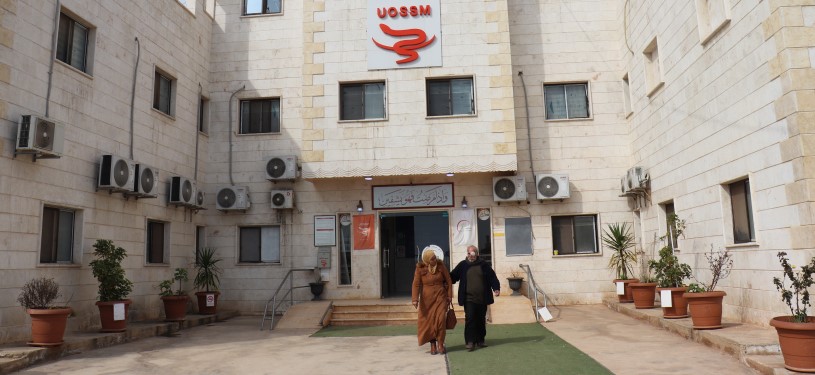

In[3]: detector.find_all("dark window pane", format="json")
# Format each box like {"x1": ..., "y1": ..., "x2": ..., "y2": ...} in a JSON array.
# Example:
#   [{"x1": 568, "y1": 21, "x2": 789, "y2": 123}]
[
  {"x1": 544, "y1": 85, "x2": 567, "y2": 119},
  {"x1": 240, "y1": 99, "x2": 280, "y2": 134},
  {"x1": 341, "y1": 85, "x2": 364, "y2": 120},
  {"x1": 427, "y1": 80, "x2": 450, "y2": 116},
  {"x1": 147, "y1": 221, "x2": 165, "y2": 263},
  {"x1": 56, "y1": 210, "x2": 74, "y2": 262},
  {"x1": 70, "y1": 22, "x2": 88, "y2": 71},
  {"x1": 552, "y1": 216, "x2": 574, "y2": 255},
  {"x1": 450, "y1": 79, "x2": 473, "y2": 115},
  {"x1": 56, "y1": 14, "x2": 71, "y2": 65},
  {"x1": 565, "y1": 84, "x2": 589, "y2": 118},
  {"x1": 40, "y1": 207, "x2": 58, "y2": 263},
  {"x1": 573, "y1": 216, "x2": 597, "y2": 253},
  {"x1": 266, "y1": 0, "x2": 282, "y2": 14},
  {"x1": 240, "y1": 227, "x2": 261, "y2": 262},
  {"x1": 339, "y1": 214, "x2": 352, "y2": 284},
  {"x1": 731, "y1": 180, "x2": 754, "y2": 243},
  {"x1": 364, "y1": 83, "x2": 385, "y2": 119}
]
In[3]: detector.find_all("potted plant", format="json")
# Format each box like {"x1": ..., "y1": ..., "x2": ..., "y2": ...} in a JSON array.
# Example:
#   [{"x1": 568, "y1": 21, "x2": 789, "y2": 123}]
[
  {"x1": 649, "y1": 245, "x2": 692, "y2": 318},
  {"x1": 770, "y1": 251, "x2": 815, "y2": 372},
  {"x1": 603, "y1": 222, "x2": 638, "y2": 303},
  {"x1": 309, "y1": 270, "x2": 326, "y2": 301},
  {"x1": 629, "y1": 251, "x2": 658, "y2": 309},
  {"x1": 158, "y1": 267, "x2": 189, "y2": 321},
  {"x1": 17, "y1": 277, "x2": 72, "y2": 346},
  {"x1": 193, "y1": 247, "x2": 223, "y2": 315},
  {"x1": 507, "y1": 268, "x2": 524, "y2": 296},
  {"x1": 89, "y1": 239, "x2": 134, "y2": 332},
  {"x1": 684, "y1": 245, "x2": 733, "y2": 329}
]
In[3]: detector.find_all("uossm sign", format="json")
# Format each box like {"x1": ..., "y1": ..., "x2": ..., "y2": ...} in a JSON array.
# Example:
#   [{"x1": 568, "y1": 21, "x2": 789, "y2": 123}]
[{"x1": 368, "y1": 0, "x2": 442, "y2": 70}]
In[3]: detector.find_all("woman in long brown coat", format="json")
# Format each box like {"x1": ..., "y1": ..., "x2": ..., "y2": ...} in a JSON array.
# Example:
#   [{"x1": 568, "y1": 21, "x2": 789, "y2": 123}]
[{"x1": 411, "y1": 245, "x2": 453, "y2": 355}]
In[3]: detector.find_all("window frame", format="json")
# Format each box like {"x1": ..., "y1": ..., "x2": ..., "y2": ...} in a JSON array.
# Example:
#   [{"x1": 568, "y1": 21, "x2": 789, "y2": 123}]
[
  {"x1": 543, "y1": 82, "x2": 592, "y2": 121},
  {"x1": 239, "y1": 225, "x2": 282, "y2": 264},
  {"x1": 243, "y1": 0, "x2": 283, "y2": 16},
  {"x1": 198, "y1": 95, "x2": 210, "y2": 134},
  {"x1": 152, "y1": 68, "x2": 176, "y2": 117},
  {"x1": 40, "y1": 205, "x2": 82, "y2": 265},
  {"x1": 643, "y1": 37, "x2": 664, "y2": 97},
  {"x1": 662, "y1": 202, "x2": 680, "y2": 250},
  {"x1": 339, "y1": 81, "x2": 387, "y2": 121},
  {"x1": 695, "y1": 0, "x2": 731, "y2": 45},
  {"x1": 728, "y1": 178, "x2": 755, "y2": 245},
  {"x1": 56, "y1": 10, "x2": 94, "y2": 75},
  {"x1": 239, "y1": 98, "x2": 282, "y2": 135},
  {"x1": 425, "y1": 76, "x2": 476, "y2": 117},
  {"x1": 552, "y1": 214, "x2": 599, "y2": 256},
  {"x1": 146, "y1": 219, "x2": 170, "y2": 264}
]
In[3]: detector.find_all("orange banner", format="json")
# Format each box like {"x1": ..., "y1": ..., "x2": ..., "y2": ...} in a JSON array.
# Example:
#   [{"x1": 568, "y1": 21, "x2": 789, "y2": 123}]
[{"x1": 353, "y1": 214, "x2": 375, "y2": 250}]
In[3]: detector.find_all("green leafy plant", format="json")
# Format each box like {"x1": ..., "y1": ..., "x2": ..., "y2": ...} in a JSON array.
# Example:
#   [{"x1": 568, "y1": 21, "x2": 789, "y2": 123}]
[
  {"x1": 89, "y1": 239, "x2": 133, "y2": 302},
  {"x1": 158, "y1": 268, "x2": 189, "y2": 297},
  {"x1": 17, "y1": 277, "x2": 65, "y2": 309},
  {"x1": 686, "y1": 283, "x2": 706, "y2": 293},
  {"x1": 649, "y1": 245, "x2": 692, "y2": 288},
  {"x1": 689, "y1": 245, "x2": 733, "y2": 292},
  {"x1": 660, "y1": 213, "x2": 686, "y2": 250},
  {"x1": 603, "y1": 222, "x2": 637, "y2": 280},
  {"x1": 773, "y1": 251, "x2": 815, "y2": 323},
  {"x1": 193, "y1": 248, "x2": 222, "y2": 292}
]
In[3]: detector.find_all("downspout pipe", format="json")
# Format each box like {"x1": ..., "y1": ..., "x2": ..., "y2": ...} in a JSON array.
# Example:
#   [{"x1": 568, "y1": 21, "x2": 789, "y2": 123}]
[
  {"x1": 45, "y1": 0, "x2": 60, "y2": 117},
  {"x1": 228, "y1": 85, "x2": 245, "y2": 186},
  {"x1": 518, "y1": 71, "x2": 536, "y2": 174},
  {"x1": 129, "y1": 37, "x2": 140, "y2": 160},
  {"x1": 194, "y1": 83, "x2": 202, "y2": 180}
]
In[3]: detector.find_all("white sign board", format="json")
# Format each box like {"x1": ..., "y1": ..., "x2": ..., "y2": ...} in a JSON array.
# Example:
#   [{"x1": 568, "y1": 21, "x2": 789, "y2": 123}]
[
  {"x1": 538, "y1": 307, "x2": 553, "y2": 322},
  {"x1": 660, "y1": 289, "x2": 673, "y2": 308},
  {"x1": 206, "y1": 294, "x2": 216, "y2": 307},
  {"x1": 367, "y1": 0, "x2": 442, "y2": 70},
  {"x1": 616, "y1": 281, "x2": 625, "y2": 295},
  {"x1": 314, "y1": 215, "x2": 337, "y2": 246},
  {"x1": 113, "y1": 303, "x2": 125, "y2": 321}
]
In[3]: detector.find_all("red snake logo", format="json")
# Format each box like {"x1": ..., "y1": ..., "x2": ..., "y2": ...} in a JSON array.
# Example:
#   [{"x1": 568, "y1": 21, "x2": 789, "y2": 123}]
[{"x1": 372, "y1": 24, "x2": 436, "y2": 64}]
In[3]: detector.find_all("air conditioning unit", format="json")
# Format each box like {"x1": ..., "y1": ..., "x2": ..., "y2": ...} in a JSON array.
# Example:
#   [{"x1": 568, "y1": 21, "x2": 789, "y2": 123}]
[
  {"x1": 168, "y1": 176, "x2": 195, "y2": 206},
  {"x1": 193, "y1": 187, "x2": 205, "y2": 208},
  {"x1": 535, "y1": 173, "x2": 570, "y2": 200},
  {"x1": 270, "y1": 189, "x2": 295, "y2": 209},
  {"x1": 216, "y1": 186, "x2": 250, "y2": 210},
  {"x1": 620, "y1": 175, "x2": 629, "y2": 194},
  {"x1": 16, "y1": 114, "x2": 65, "y2": 158},
  {"x1": 492, "y1": 176, "x2": 527, "y2": 202},
  {"x1": 130, "y1": 163, "x2": 159, "y2": 198},
  {"x1": 98, "y1": 154, "x2": 136, "y2": 192},
  {"x1": 627, "y1": 166, "x2": 649, "y2": 192},
  {"x1": 266, "y1": 155, "x2": 298, "y2": 181}
]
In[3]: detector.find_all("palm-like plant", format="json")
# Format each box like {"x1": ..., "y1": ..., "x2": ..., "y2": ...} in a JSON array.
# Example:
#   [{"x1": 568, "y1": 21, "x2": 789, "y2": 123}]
[
  {"x1": 193, "y1": 247, "x2": 222, "y2": 292},
  {"x1": 603, "y1": 222, "x2": 637, "y2": 280}
]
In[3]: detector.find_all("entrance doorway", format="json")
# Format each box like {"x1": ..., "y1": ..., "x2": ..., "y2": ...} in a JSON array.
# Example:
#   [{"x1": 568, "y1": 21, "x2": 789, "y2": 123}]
[{"x1": 379, "y1": 211, "x2": 449, "y2": 297}]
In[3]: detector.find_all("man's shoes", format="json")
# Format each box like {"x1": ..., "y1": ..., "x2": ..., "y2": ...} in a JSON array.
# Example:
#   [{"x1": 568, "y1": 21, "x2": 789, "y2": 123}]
[
  {"x1": 476, "y1": 342, "x2": 488, "y2": 348},
  {"x1": 466, "y1": 342, "x2": 475, "y2": 352}
]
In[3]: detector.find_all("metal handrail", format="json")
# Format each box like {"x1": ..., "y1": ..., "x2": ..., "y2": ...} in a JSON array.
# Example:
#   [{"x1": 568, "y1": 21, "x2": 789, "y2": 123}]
[
  {"x1": 519, "y1": 263, "x2": 555, "y2": 322},
  {"x1": 260, "y1": 267, "x2": 319, "y2": 330}
]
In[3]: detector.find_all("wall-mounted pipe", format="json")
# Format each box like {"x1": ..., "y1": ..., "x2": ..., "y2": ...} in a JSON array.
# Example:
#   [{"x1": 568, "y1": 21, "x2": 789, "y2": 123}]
[
  {"x1": 194, "y1": 83, "x2": 202, "y2": 180},
  {"x1": 227, "y1": 85, "x2": 245, "y2": 186},
  {"x1": 518, "y1": 71, "x2": 536, "y2": 174},
  {"x1": 45, "y1": 0, "x2": 61, "y2": 117},
  {"x1": 129, "y1": 37, "x2": 140, "y2": 160}
]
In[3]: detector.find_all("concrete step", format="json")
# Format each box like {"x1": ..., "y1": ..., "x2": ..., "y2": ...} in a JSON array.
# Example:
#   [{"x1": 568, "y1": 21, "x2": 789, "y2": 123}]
[{"x1": 327, "y1": 301, "x2": 466, "y2": 327}]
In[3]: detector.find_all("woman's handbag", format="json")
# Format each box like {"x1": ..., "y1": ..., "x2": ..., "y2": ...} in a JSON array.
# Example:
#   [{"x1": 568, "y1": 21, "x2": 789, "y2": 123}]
[{"x1": 446, "y1": 303, "x2": 457, "y2": 329}]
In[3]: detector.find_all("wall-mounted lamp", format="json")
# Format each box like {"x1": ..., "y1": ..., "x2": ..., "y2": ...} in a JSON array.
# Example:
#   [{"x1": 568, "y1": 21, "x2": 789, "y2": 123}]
[
  {"x1": 364, "y1": 176, "x2": 373, "y2": 181},
  {"x1": 446, "y1": 172, "x2": 454, "y2": 177},
  {"x1": 461, "y1": 196, "x2": 468, "y2": 208},
  {"x1": 356, "y1": 200, "x2": 364, "y2": 212}
]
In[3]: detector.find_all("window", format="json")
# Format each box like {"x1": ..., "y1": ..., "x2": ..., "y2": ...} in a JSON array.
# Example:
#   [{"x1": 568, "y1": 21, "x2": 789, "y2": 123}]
[
  {"x1": 730, "y1": 179, "x2": 755, "y2": 244},
  {"x1": 622, "y1": 74, "x2": 633, "y2": 116},
  {"x1": 244, "y1": 0, "x2": 282, "y2": 15},
  {"x1": 426, "y1": 77, "x2": 474, "y2": 116},
  {"x1": 240, "y1": 98, "x2": 281, "y2": 134},
  {"x1": 552, "y1": 215, "x2": 598, "y2": 255},
  {"x1": 40, "y1": 206, "x2": 77, "y2": 263},
  {"x1": 664, "y1": 202, "x2": 679, "y2": 250},
  {"x1": 476, "y1": 208, "x2": 493, "y2": 265},
  {"x1": 240, "y1": 226, "x2": 281, "y2": 263},
  {"x1": 57, "y1": 12, "x2": 91, "y2": 73},
  {"x1": 147, "y1": 220, "x2": 168, "y2": 264},
  {"x1": 153, "y1": 69, "x2": 175, "y2": 116},
  {"x1": 544, "y1": 83, "x2": 590, "y2": 120},
  {"x1": 340, "y1": 82, "x2": 386, "y2": 120},
  {"x1": 643, "y1": 37, "x2": 664, "y2": 97},
  {"x1": 338, "y1": 214, "x2": 352, "y2": 285},
  {"x1": 198, "y1": 96, "x2": 209, "y2": 133},
  {"x1": 695, "y1": 0, "x2": 730, "y2": 45}
]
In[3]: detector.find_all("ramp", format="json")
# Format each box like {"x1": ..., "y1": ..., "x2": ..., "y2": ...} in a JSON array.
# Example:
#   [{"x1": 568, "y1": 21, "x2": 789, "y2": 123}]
[
  {"x1": 489, "y1": 295, "x2": 537, "y2": 324},
  {"x1": 274, "y1": 301, "x2": 332, "y2": 329}
]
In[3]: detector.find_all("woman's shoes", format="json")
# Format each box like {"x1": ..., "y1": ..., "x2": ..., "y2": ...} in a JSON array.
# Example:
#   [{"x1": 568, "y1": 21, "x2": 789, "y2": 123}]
[
  {"x1": 430, "y1": 342, "x2": 437, "y2": 355},
  {"x1": 437, "y1": 343, "x2": 446, "y2": 354}
]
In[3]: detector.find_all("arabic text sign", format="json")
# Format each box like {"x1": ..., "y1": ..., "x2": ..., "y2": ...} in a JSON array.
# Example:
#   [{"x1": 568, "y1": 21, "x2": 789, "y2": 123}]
[{"x1": 373, "y1": 183, "x2": 454, "y2": 209}]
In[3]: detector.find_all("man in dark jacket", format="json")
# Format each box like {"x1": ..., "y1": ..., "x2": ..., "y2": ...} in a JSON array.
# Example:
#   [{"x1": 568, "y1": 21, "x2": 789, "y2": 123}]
[{"x1": 450, "y1": 245, "x2": 500, "y2": 351}]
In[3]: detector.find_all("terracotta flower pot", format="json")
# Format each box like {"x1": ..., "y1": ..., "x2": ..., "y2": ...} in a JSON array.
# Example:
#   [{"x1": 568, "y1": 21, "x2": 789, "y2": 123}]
[
  {"x1": 161, "y1": 295, "x2": 189, "y2": 321},
  {"x1": 770, "y1": 316, "x2": 815, "y2": 373},
  {"x1": 195, "y1": 291, "x2": 220, "y2": 315},
  {"x1": 685, "y1": 291, "x2": 726, "y2": 329},
  {"x1": 27, "y1": 307, "x2": 72, "y2": 347},
  {"x1": 656, "y1": 287, "x2": 688, "y2": 318},
  {"x1": 630, "y1": 282, "x2": 657, "y2": 309},
  {"x1": 613, "y1": 279, "x2": 638, "y2": 303},
  {"x1": 96, "y1": 300, "x2": 131, "y2": 332}
]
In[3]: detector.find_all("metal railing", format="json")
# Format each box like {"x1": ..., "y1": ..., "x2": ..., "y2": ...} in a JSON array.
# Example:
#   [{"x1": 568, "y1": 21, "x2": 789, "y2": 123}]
[
  {"x1": 519, "y1": 263, "x2": 557, "y2": 322},
  {"x1": 260, "y1": 268, "x2": 319, "y2": 330}
]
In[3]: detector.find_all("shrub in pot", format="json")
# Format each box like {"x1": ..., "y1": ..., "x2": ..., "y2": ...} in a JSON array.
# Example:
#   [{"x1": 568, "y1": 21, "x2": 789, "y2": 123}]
[
  {"x1": 17, "y1": 277, "x2": 72, "y2": 346},
  {"x1": 685, "y1": 246, "x2": 732, "y2": 329},
  {"x1": 89, "y1": 239, "x2": 134, "y2": 332},
  {"x1": 193, "y1": 247, "x2": 222, "y2": 315},
  {"x1": 770, "y1": 251, "x2": 815, "y2": 372},
  {"x1": 603, "y1": 222, "x2": 638, "y2": 303},
  {"x1": 159, "y1": 267, "x2": 189, "y2": 321},
  {"x1": 649, "y1": 245, "x2": 692, "y2": 318}
]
